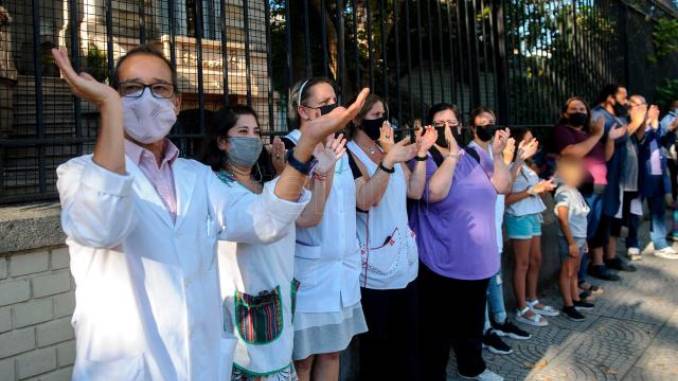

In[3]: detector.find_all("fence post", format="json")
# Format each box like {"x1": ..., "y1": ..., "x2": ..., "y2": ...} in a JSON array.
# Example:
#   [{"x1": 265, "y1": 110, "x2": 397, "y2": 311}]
[{"x1": 493, "y1": 0, "x2": 509, "y2": 124}]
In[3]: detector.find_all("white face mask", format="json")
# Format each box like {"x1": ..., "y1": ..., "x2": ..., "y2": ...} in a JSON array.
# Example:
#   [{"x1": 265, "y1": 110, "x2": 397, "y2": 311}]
[{"x1": 122, "y1": 90, "x2": 177, "y2": 144}]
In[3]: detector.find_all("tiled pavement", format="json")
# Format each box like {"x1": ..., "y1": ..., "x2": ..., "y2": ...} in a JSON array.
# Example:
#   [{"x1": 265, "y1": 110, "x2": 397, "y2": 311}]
[{"x1": 447, "y1": 226, "x2": 678, "y2": 381}]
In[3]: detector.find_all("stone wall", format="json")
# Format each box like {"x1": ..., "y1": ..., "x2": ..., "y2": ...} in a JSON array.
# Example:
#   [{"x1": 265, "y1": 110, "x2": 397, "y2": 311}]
[{"x1": 0, "y1": 196, "x2": 563, "y2": 381}]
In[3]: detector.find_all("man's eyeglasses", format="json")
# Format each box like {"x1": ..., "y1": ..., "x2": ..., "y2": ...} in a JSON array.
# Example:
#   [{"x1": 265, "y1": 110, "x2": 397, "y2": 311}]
[{"x1": 118, "y1": 82, "x2": 176, "y2": 99}]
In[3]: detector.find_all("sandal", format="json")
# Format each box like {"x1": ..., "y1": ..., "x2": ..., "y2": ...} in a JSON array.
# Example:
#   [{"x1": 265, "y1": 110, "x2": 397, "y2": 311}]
[
  {"x1": 515, "y1": 306, "x2": 548, "y2": 327},
  {"x1": 528, "y1": 299, "x2": 560, "y2": 317}
]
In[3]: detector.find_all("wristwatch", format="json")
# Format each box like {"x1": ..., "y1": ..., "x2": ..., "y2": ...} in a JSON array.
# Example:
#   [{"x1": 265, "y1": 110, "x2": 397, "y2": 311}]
[{"x1": 286, "y1": 149, "x2": 314, "y2": 175}]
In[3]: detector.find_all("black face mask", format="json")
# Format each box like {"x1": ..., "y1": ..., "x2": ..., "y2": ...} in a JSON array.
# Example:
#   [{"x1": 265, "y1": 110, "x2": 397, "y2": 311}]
[
  {"x1": 567, "y1": 112, "x2": 588, "y2": 127},
  {"x1": 361, "y1": 117, "x2": 385, "y2": 141},
  {"x1": 318, "y1": 103, "x2": 338, "y2": 116},
  {"x1": 612, "y1": 101, "x2": 628, "y2": 117},
  {"x1": 474, "y1": 124, "x2": 496, "y2": 142}
]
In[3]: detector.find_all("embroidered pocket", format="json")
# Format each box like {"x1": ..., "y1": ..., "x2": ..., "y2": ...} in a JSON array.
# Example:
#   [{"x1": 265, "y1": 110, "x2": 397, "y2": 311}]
[
  {"x1": 234, "y1": 286, "x2": 283, "y2": 344},
  {"x1": 290, "y1": 279, "x2": 301, "y2": 321}
]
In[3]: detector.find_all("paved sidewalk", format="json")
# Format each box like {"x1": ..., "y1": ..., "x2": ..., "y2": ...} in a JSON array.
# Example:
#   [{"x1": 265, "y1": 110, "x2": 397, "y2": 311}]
[{"x1": 447, "y1": 228, "x2": 678, "y2": 380}]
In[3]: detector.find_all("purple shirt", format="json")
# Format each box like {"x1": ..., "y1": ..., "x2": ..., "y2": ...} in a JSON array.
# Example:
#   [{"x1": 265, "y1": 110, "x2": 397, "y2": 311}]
[
  {"x1": 553, "y1": 124, "x2": 607, "y2": 185},
  {"x1": 408, "y1": 148, "x2": 499, "y2": 280}
]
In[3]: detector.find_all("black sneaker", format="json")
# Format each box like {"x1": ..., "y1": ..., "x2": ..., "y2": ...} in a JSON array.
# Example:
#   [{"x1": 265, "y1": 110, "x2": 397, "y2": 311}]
[
  {"x1": 588, "y1": 265, "x2": 621, "y2": 281},
  {"x1": 573, "y1": 300, "x2": 595, "y2": 311},
  {"x1": 605, "y1": 257, "x2": 637, "y2": 272},
  {"x1": 562, "y1": 306, "x2": 586, "y2": 321},
  {"x1": 491, "y1": 319, "x2": 532, "y2": 340},
  {"x1": 482, "y1": 331, "x2": 513, "y2": 355}
]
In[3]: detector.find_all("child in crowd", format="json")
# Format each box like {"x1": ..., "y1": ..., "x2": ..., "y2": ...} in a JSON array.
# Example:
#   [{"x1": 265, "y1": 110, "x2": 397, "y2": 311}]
[
  {"x1": 505, "y1": 128, "x2": 558, "y2": 327},
  {"x1": 554, "y1": 156, "x2": 596, "y2": 321}
]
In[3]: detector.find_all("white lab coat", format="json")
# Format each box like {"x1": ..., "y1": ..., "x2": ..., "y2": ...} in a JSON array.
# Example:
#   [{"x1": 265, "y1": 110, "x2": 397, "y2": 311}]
[
  {"x1": 285, "y1": 130, "x2": 362, "y2": 314},
  {"x1": 57, "y1": 154, "x2": 308, "y2": 381}
]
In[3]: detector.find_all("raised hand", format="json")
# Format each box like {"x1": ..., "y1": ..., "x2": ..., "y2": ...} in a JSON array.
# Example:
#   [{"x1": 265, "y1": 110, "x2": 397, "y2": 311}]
[
  {"x1": 314, "y1": 133, "x2": 347, "y2": 175},
  {"x1": 590, "y1": 117, "x2": 605, "y2": 137},
  {"x1": 492, "y1": 128, "x2": 510, "y2": 157},
  {"x1": 607, "y1": 124, "x2": 628, "y2": 140},
  {"x1": 647, "y1": 105, "x2": 660, "y2": 128},
  {"x1": 416, "y1": 126, "x2": 438, "y2": 156},
  {"x1": 518, "y1": 137, "x2": 539, "y2": 161},
  {"x1": 444, "y1": 124, "x2": 460, "y2": 156},
  {"x1": 302, "y1": 88, "x2": 370, "y2": 145},
  {"x1": 378, "y1": 121, "x2": 395, "y2": 154},
  {"x1": 270, "y1": 136, "x2": 287, "y2": 175},
  {"x1": 503, "y1": 137, "x2": 516, "y2": 165},
  {"x1": 383, "y1": 138, "x2": 417, "y2": 167},
  {"x1": 52, "y1": 47, "x2": 119, "y2": 107}
]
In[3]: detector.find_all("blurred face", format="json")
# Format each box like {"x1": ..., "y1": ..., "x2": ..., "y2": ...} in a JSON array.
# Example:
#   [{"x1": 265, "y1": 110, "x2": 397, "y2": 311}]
[
  {"x1": 432, "y1": 109, "x2": 459, "y2": 130},
  {"x1": 613, "y1": 87, "x2": 628, "y2": 107},
  {"x1": 565, "y1": 99, "x2": 587, "y2": 116},
  {"x1": 558, "y1": 160, "x2": 585, "y2": 187},
  {"x1": 117, "y1": 54, "x2": 181, "y2": 113},
  {"x1": 364, "y1": 101, "x2": 386, "y2": 121},
  {"x1": 472, "y1": 111, "x2": 496, "y2": 142},
  {"x1": 298, "y1": 82, "x2": 337, "y2": 122},
  {"x1": 217, "y1": 114, "x2": 261, "y2": 153},
  {"x1": 628, "y1": 95, "x2": 647, "y2": 114}
]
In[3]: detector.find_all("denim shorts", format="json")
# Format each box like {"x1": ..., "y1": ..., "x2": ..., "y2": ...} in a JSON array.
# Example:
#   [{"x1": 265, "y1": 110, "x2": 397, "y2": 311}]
[
  {"x1": 505, "y1": 213, "x2": 542, "y2": 240},
  {"x1": 558, "y1": 236, "x2": 588, "y2": 261}
]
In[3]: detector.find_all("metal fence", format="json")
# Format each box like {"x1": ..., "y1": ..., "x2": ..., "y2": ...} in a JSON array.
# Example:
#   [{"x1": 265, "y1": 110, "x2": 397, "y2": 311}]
[{"x1": 0, "y1": 0, "x2": 675, "y2": 203}]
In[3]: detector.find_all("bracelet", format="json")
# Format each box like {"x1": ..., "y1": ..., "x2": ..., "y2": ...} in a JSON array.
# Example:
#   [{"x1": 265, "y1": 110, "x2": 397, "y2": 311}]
[
  {"x1": 286, "y1": 149, "x2": 314, "y2": 175},
  {"x1": 379, "y1": 162, "x2": 395, "y2": 174},
  {"x1": 312, "y1": 171, "x2": 327, "y2": 182},
  {"x1": 415, "y1": 155, "x2": 428, "y2": 161}
]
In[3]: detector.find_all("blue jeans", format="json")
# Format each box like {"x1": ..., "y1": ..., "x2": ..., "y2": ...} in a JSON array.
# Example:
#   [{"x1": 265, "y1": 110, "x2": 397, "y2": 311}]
[
  {"x1": 649, "y1": 195, "x2": 669, "y2": 250},
  {"x1": 581, "y1": 191, "x2": 605, "y2": 282},
  {"x1": 484, "y1": 266, "x2": 507, "y2": 332}
]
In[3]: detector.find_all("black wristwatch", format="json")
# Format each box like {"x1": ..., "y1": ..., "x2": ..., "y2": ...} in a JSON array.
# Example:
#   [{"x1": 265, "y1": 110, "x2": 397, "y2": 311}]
[
  {"x1": 286, "y1": 149, "x2": 314, "y2": 175},
  {"x1": 415, "y1": 155, "x2": 427, "y2": 161},
  {"x1": 379, "y1": 162, "x2": 395, "y2": 174}
]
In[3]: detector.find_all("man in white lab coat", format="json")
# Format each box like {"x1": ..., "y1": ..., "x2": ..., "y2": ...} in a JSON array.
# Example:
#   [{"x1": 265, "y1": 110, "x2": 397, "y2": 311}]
[{"x1": 51, "y1": 46, "x2": 368, "y2": 381}]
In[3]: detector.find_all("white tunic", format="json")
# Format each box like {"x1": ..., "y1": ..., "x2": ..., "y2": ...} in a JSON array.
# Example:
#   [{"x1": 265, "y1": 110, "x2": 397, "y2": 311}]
[
  {"x1": 57, "y1": 155, "x2": 308, "y2": 381},
  {"x1": 347, "y1": 141, "x2": 418, "y2": 289},
  {"x1": 285, "y1": 130, "x2": 362, "y2": 315},
  {"x1": 216, "y1": 172, "x2": 306, "y2": 377}
]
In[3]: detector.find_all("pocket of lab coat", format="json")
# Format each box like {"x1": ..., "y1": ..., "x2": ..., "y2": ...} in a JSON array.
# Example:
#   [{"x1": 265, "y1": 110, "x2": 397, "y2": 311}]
[
  {"x1": 361, "y1": 229, "x2": 401, "y2": 277},
  {"x1": 85, "y1": 353, "x2": 146, "y2": 381},
  {"x1": 406, "y1": 228, "x2": 418, "y2": 266},
  {"x1": 234, "y1": 286, "x2": 284, "y2": 344},
  {"x1": 294, "y1": 243, "x2": 322, "y2": 288}
]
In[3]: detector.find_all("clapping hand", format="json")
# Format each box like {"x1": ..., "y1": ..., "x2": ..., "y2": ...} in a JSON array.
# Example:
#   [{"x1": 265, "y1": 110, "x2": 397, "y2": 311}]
[
  {"x1": 491, "y1": 128, "x2": 511, "y2": 157},
  {"x1": 313, "y1": 133, "x2": 347, "y2": 175},
  {"x1": 416, "y1": 126, "x2": 438, "y2": 157},
  {"x1": 607, "y1": 124, "x2": 628, "y2": 140},
  {"x1": 52, "y1": 47, "x2": 119, "y2": 107},
  {"x1": 518, "y1": 137, "x2": 539, "y2": 161}
]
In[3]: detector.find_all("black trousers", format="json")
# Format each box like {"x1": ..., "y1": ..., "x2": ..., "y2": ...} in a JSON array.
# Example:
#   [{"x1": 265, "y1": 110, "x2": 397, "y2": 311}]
[
  {"x1": 357, "y1": 280, "x2": 419, "y2": 381},
  {"x1": 418, "y1": 262, "x2": 489, "y2": 380}
]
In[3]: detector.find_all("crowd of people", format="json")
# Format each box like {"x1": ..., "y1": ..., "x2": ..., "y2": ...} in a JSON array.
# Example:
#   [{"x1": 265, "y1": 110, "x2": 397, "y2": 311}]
[{"x1": 52, "y1": 44, "x2": 678, "y2": 381}]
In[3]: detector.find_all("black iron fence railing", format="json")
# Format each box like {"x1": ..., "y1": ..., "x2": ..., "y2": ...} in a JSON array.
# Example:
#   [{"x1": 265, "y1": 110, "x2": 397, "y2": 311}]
[{"x1": 0, "y1": 0, "x2": 674, "y2": 203}]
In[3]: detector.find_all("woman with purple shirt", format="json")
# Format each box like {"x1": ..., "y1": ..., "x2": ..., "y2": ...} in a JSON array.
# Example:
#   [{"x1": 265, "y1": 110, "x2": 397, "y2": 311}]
[{"x1": 409, "y1": 105, "x2": 512, "y2": 381}]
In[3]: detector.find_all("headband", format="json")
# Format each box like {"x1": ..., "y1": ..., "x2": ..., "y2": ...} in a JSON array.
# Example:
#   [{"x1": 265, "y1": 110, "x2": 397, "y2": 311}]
[{"x1": 297, "y1": 79, "x2": 310, "y2": 107}]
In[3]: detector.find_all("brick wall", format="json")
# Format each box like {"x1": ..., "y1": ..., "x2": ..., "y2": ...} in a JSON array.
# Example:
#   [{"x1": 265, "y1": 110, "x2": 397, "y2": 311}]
[{"x1": 0, "y1": 246, "x2": 75, "y2": 381}]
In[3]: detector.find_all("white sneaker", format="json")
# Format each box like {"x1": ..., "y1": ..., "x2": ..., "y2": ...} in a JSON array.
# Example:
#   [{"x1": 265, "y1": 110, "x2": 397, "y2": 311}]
[
  {"x1": 459, "y1": 369, "x2": 504, "y2": 381},
  {"x1": 654, "y1": 247, "x2": 678, "y2": 260},
  {"x1": 628, "y1": 247, "x2": 642, "y2": 261}
]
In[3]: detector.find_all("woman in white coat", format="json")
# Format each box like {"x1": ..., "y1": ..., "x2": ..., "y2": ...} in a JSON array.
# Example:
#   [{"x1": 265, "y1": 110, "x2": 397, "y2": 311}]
[
  {"x1": 279, "y1": 78, "x2": 366, "y2": 381},
  {"x1": 51, "y1": 45, "x2": 369, "y2": 381},
  {"x1": 346, "y1": 94, "x2": 437, "y2": 380},
  {"x1": 201, "y1": 105, "x2": 347, "y2": 381}
]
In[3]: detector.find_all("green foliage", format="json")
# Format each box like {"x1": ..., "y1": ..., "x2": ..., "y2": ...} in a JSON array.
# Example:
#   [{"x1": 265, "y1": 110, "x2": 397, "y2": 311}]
[
  {"x1": 86, "y1": 44, "x2": 108, "y2": 82},
  {"x1": 656, "y1": 78, "x2": 678, "y2": 110},
  {"x1": 649, "y1": 17, "x2": 678, "y2": 64}
]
